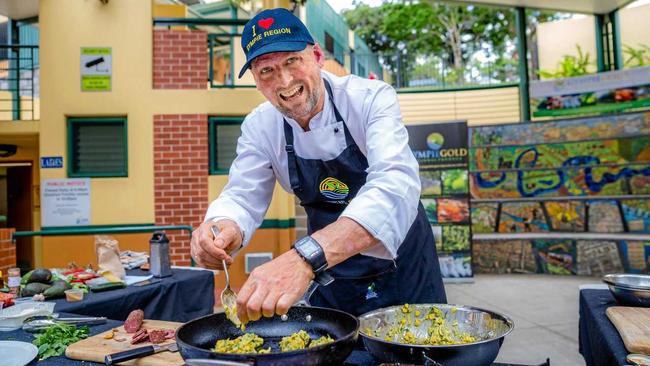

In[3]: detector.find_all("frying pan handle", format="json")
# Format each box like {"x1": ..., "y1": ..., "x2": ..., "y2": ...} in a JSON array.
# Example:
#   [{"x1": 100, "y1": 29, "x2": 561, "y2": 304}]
[
  {"x1": 105, "y1": 345, "x2": 155, "y2": 365},
  {"x1": 184, "y1": 359, "x2": 253, "y2": 366},
  {"x1": 422, "y1": 351, "x2": 443, "y2": 366},
  {"x1": 295, "y1": 281, "x2": 319, "y2": 306}
]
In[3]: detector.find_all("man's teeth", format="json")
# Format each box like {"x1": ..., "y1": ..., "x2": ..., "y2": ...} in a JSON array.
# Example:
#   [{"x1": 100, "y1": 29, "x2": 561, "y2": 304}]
[{"x1": 280, "y1": 86, "x2": 301, "y2": 98}]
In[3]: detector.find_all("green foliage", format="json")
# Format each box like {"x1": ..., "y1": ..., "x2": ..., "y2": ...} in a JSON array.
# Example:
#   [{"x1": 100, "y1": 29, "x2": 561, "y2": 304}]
[
  {"x1": 623, "y1": 44, "x2": 650, "y2": 68},
  {"x1": 538, "y1": 45, "x2": 593, "y2": 79},
  {"x1": 32, "y1": 323, "x2": 89, "y2": 360}
]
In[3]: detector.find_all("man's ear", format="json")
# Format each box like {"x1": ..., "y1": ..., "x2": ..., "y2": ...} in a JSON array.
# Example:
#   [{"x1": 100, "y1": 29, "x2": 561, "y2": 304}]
[{"x1": 312, "y1": 43, "x2": 325, "y2": 67}]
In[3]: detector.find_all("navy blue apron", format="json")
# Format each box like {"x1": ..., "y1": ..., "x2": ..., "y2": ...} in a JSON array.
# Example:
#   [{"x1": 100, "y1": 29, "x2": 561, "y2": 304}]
[{"x1": 283, "y1": 80, "x2": 446, "y2": 316}]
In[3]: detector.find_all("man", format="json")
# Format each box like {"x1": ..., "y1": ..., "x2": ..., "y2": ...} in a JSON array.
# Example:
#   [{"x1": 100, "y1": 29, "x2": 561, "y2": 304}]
[{"x1": 191, "y1": 8, "x2": 446, "y2": 324}]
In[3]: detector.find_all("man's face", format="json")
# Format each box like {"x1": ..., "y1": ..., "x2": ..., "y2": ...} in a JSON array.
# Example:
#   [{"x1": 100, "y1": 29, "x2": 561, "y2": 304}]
[{"x1": 250, "y1": 44, "x2": 325, "y2": 123}]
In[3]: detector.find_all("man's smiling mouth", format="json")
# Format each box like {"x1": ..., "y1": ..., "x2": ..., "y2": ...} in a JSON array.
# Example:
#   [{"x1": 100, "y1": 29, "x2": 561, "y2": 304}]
[{"x1": 279, "y1": 85, "x2": 304, "y2": 101}]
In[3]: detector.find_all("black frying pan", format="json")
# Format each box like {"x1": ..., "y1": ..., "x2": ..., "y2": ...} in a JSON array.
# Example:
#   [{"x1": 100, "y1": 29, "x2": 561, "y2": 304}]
[{"x1": 175, "y1": 306, "x2": 359, "y2": 366}]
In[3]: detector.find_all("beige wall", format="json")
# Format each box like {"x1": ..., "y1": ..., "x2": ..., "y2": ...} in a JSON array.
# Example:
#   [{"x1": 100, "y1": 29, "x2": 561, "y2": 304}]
[
  {"x1": 537, "y1": 16, "x2": 597, "y2": 77},
  {"x1": 38, "y1": 0, "x2": 269, "y2": 266},
  {"x1": 398, "y1": 86, "x2": 521, "y2": 126},
  {"x1": 537, "y1": 4, "x2": 650, "y2": 74},
  {"x1": 619, "y1": 4, "x2": 650, "y2": 61}
]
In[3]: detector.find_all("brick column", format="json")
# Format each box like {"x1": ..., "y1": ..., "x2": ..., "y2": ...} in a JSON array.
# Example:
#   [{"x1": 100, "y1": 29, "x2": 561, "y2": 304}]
[
  {"x1": 0, "y1": 228, "x2": 16, "y2": 281},
  {"x1": 153, "y1": 115, "x2": 209, "y2": 266},
  {"x1": 153, "y1": 29, "x2": 208, "y2": 89}
]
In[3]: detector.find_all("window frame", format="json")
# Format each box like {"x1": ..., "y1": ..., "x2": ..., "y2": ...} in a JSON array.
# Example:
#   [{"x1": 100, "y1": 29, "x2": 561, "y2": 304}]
[
  {"x1": 66, "y1": 116, "x2": 128, "y2": 178},
  {"x1": 209, "y1": 116, "x2": 244, "y2": 175}
]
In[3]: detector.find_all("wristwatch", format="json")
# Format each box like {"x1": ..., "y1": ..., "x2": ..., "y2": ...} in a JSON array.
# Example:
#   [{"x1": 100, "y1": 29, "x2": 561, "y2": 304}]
[{"x1": 292, "y1": 236, "x2": 334, "y2": 286}]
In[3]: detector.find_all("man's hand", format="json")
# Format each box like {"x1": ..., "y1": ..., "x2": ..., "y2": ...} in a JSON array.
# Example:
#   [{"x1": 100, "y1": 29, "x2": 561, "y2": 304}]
[
  {"x1": 190, "y1": 219, "x2": 243, "y2": 270},
  {"x1": 236, "y1": 249, "x2": 314, "y2": 324}
]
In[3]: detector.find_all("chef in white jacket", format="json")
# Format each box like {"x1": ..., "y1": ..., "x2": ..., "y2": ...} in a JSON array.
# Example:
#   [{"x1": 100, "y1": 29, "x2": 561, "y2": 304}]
[{"x1": 190, "y1": 8, "x2": 446, "y2": 323}]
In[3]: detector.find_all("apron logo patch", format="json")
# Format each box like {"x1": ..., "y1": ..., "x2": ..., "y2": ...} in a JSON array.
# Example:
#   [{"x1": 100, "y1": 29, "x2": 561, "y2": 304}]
[
  {"x1": 365, "y1": 282, "x2": 379, "y2": 300},
  {"x1": 319, "y1": 177, "x2": 349, "y2": 200}
]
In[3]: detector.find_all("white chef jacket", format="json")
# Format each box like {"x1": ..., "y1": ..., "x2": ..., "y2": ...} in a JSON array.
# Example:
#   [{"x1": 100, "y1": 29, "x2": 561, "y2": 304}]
[{"x1": 205, "y1": 71, "x2": 421, "y2": 260}]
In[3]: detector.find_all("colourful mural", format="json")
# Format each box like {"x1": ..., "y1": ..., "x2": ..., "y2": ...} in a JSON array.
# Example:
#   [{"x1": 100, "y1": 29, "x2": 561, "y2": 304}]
[
  {"x1": 470, "y1": 136, "x2": 650, "y2": 171},
  {"x1": 421, "y1": 170, "x2": 442, "y2": 196},
  {"x1": 471, "y1": 164, "x2": 650, "y2": 199},
  {"x1": 438, "y1": 253, "x2": 473, "y2": 279},
  {"x1": 469, "y1": 111, "x2": 650, "y2": 147},
  {"x1": 442, "y1": 225, "x2": 471, "y2": 251},
  {"x1": 469, "y1": 112, "x2": 650, "y2": 275},
  {"x1": 437, "y1": 199, "x2": 469, "y2": 223}
]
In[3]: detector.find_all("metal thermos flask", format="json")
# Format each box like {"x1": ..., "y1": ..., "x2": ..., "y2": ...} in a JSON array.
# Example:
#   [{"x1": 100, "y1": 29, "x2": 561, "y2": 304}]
[{"x1": 150, "y1": 231, "x2": 172, "y2": 278}]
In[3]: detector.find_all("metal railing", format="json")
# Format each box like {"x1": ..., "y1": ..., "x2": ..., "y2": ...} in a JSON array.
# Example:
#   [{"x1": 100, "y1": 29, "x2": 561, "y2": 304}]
[
  {"x1": 12, "y1": 225, "x2": 193, "y2": 241},
  {"x1": 0, "y1": 44, "x2": 39, "y2": 121},
  {"x1": 388, "y1": 52, "x2": 519, "y2": 90}
]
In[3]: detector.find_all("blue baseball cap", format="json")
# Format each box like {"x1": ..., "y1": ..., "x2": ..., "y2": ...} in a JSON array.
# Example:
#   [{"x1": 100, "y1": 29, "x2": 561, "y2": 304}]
[{"x1": 238, "y1": 8, "x2": 315, "y2": 78}]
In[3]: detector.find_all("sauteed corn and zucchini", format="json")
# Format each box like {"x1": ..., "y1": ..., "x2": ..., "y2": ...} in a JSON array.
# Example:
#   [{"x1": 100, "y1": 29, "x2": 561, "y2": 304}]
[
  {"x1": 362, "y1": 304, "x2": 476, "y2": 345},
  {"x1": 212, "y1": 330, "x2": 335, "y2": 354}
]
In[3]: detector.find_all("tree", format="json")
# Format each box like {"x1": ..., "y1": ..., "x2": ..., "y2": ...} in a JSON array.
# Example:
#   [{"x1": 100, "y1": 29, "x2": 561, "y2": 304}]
[{"x1": 343, "y1": 1, "x2": 567, "y2": 87}]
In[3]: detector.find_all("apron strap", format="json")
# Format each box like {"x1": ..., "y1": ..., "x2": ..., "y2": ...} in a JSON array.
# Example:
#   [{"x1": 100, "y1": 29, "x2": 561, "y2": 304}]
[
  {"x1": 323, "y1": 79, "x2": 356, "y2": 147},
  {"x1": 283, "y1": 120, "x2": 302, "y2": 192}
]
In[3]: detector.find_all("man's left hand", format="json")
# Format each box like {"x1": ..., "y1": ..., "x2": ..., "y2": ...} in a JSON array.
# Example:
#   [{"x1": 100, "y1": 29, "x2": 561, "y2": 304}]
[{"x1": 236, "y1": 249, "x2": 314, "y2": 323}]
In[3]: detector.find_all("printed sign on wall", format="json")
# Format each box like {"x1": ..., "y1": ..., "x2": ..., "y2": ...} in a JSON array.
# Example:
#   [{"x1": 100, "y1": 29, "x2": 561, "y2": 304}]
[
  {"x1": 41, "y1": 178, "x2": 91, "y2": 227},
  {"x1": 81, "y1": 47, "x2": 112, "y2": 91}
]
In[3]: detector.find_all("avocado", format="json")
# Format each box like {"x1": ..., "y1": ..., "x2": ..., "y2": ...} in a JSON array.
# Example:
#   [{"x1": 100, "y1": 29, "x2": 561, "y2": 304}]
[
  {"x1": 22, "y1": 282, "x2": 52, "y2": 297},
  {"x1": 20, "y1": 270, "x2": 34, "y2": 285},
  {"x1": 51, "y1": 280, "x2": 72, "y2": 290},
  {"x1": 43, "y1": 285, "x2": 66, "y2": 299},
  {"x1": 27, "y1": 268, "x2": 53, "y2": 284}
]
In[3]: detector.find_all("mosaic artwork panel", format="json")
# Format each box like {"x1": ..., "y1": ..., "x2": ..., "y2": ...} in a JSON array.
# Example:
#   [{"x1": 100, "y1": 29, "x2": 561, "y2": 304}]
[
  {"x1": 532, "y1": 240, "x2": 576, "y2": 275},
  {"x1": 470, "y1": 164, "x2": 649, "y2": 199},
  {"x1": 469, "y1": 111, "x2": 650, "y2": 147},
  {"x1": 470, "y1": 136, "x2": 650, "y2": 172},
  {"x1": 498, "y1": 202, "x2": 549, "y2": 233},
  {"x1": 545, "y1": 201, "x2": 586, "y2": 231},
  {"x1": 621, "y1": 199, "x2": 650, "y2": 232}
]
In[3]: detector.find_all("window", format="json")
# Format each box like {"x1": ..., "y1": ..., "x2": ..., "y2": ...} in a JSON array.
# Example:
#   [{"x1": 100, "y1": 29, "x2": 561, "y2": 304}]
[
  {"x1": 67, "y1": 117, "x2": 127, "y2": 177},
  {"x1": 209, "y1": 117, "x2": 243, "y2": 174},
  {"x1": 324, "y1": 32, "x2": 334, "y2": 55}
]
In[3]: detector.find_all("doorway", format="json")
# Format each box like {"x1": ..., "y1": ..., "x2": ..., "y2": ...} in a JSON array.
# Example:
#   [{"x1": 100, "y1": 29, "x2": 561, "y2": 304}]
[{"x1": 1, "y1": 163, "x2": 33, "y2": 271}]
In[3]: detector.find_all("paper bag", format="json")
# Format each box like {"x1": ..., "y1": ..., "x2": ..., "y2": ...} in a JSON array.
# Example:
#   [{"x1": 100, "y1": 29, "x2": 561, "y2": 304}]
[{"x1": 95, "y1": 235, "x2": 126, "y2": 280}]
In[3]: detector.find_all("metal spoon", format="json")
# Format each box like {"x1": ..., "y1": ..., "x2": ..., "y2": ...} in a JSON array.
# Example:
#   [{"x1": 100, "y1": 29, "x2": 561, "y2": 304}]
[{"x1": 210, "y1": 225, "x2": 242, "y2": 328}]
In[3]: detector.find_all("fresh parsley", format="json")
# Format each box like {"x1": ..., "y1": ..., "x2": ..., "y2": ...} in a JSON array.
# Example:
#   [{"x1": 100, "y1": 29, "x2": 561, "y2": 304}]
[{"x1": 32, "y1": 323, "x2": 90, "y2": 360}]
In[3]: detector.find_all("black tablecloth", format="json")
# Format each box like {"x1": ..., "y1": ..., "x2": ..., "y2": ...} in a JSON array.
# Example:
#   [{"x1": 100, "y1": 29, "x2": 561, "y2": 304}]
[
  {"x1": 578, "y1": 289, "x2": 627, "y2": 366},
  {"x1": 52, "y1": 268, "x2": 214, "y2": 322},
  {"x1": 0, "y1": 313, "x2": 542, "y2": 366}
]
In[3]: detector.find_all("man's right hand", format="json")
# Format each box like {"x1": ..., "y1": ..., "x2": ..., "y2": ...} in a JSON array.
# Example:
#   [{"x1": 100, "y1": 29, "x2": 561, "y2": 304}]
[{"x1": 190, "y1": 219, "x2": 243, "y2": 270}]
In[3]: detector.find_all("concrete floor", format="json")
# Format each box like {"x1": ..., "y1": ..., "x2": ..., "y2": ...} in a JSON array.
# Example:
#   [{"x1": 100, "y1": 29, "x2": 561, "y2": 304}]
[{"x1": 445, "y1": 274, "x2": 601, "y2": 366}]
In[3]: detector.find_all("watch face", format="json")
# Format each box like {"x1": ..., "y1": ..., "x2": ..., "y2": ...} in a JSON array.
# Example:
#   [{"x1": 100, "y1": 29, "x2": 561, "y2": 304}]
[{"x1": 299, "y1": 238, "x2": 319, "y2": 257}]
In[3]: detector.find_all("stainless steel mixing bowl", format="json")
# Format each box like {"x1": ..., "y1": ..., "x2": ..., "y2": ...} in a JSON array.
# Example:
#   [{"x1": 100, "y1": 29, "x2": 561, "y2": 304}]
[{"x1": 358, "y1": 303, "x2": 514, "y2": 366}]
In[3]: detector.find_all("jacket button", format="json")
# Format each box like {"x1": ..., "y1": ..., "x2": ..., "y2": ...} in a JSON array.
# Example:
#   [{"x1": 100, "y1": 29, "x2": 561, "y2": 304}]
[{"x1": 334, "y1": 127, "x2": 339, "y2": 133}]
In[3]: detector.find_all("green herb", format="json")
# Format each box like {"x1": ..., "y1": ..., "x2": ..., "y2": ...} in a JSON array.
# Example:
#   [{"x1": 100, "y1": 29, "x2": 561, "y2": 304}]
[{"x1": 32, "y1": 323, "x2": 89, "y2": 360}]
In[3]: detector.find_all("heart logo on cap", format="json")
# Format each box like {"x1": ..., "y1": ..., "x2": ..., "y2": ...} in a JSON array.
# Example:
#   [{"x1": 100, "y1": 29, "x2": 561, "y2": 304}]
[{"x1": 258, "y1": 18, "x2": 274, "y2": 29}]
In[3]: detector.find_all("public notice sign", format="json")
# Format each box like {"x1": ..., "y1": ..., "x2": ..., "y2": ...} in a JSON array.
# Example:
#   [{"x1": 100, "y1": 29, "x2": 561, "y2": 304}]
[
  {"x1": 81, "y1": 47, "x2": 112, "y2": 91},
  {"x1": 41, "y1": 178, "x2": 91, "y2": 227},
  {"x1": 406, "y1": 121, "x2": 473, "y2": 282}
]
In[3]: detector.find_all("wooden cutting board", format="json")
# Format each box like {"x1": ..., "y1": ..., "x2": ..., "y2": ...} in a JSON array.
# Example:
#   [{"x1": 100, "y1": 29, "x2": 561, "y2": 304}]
[
  {"x1": 606, "y1": 306, "x2": 650, "y2": 355},
  {"x1": 65, "y1": 320, "x2": 184, "y2": 366}
]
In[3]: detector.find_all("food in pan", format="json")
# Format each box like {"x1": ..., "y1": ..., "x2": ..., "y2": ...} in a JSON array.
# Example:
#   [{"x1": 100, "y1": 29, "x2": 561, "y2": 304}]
[
  {"x1": 279, "y1": 330, "x2": 311, "y2": 351},
  {"x1": 213, "y1": 333, "x2": 271, "y2": 354},
  {"x1": 213, "y1": 330, "x2": 335, "y2": 354},
  {"x1": 309, "y1": 334, "x2": 335, "y2": 348},
  {"x1": 363, "y1": 304, "x2": 476, "y2": 345}
]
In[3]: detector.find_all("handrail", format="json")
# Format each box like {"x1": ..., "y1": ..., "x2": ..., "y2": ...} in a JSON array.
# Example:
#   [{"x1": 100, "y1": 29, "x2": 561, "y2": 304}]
[
  {"x1": 473, "y1": 232, "x2": 650, "y2": 242},
  {"x1": 153, "y1": 17, "x2": 249, "y2": 26},
  {"x1": 12, "y1": 225, "x2": 193, "y2": 240}
]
